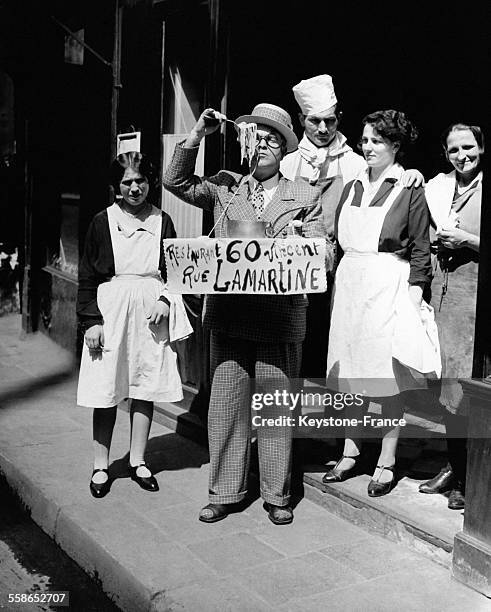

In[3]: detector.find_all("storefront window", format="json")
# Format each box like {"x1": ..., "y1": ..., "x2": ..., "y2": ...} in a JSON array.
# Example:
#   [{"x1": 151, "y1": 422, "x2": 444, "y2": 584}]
[{"x1": 47, "y1": 193, "x2": 79, "y2": 279}]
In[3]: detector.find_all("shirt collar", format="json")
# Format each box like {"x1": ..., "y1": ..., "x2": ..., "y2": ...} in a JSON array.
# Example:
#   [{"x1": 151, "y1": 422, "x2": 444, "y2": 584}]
[
  {"x1": 112, "y1": 202, "x2": 160, "y2": 237},
  {"x1": 249, "y1": 173, "x2": 280, "y2": 193},
  {"x1": 454, "y1": 171, "x2": 483, "y2": 195},
  {"x1": 358, "y1": 163, "x2": 404, "y2": 187},
  {"x1": 470, "y1": 171, "x2": 483, "y2": 187}
]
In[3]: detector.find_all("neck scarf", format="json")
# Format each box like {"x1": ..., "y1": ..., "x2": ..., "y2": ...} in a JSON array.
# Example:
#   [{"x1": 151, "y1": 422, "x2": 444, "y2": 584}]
[{"x1": 297, "y1": 132, "x2": 353, "y2": 183}]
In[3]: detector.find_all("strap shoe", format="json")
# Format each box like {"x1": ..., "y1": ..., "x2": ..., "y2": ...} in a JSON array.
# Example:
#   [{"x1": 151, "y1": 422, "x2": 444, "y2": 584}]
[
  {"x1": 322, "y1": 455, "x2": 359, "y2": 483},
  {"x1": 367, "y1": 465, "x2": 396, "y2": 497},
  {"x1": 128, "y1": 461, "x2": 159, "y2": 492},
  {"x1": 89, "y1": 468, "x2": 110, "y2": 499}
]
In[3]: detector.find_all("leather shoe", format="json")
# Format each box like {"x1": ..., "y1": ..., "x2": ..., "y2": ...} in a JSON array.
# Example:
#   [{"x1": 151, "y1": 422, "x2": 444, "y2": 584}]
[
  {"x1": 265, "y1": 503, "x2": 293, "y2": 525},
  {"x1": 199, "y1": 503, "x2": 230, "y2": 523},
  {"x1": 322, "y1": 455, "x2": 359, "y2": 484},
  {"x1": 128, "y1": 462, "x2": 159, "y2": 492},
  {"x1": 90, "y1": 469, "x2": 110, "y2": 498},
  {"x1": 448, "y1": 487, "x2": 465, "y2": 510},
  {"x1": 367, "y1": 465, "x2": 395, "y2": 497},
  {"x1": 419, "y1": 464, "x2": 454, "y2": 494}
]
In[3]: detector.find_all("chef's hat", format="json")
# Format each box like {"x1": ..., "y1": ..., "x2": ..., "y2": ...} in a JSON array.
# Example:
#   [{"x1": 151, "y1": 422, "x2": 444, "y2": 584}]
[{"x1": 292, "y1": 74, "x2": 337, "y2": 116}]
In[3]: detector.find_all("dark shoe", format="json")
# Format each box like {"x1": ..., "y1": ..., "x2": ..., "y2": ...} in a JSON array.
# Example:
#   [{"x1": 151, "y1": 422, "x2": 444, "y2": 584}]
[
  {"x1": 368, "y1": 465, "x2": 395, "y2": 497},
  {"x1": 265, "y1": 503, "x2": 293, "y2": 525},
  {"x1": 199, "y1": 503, "x2": 230, "y2": 523},
  {"x1": 128, "y1": 461, "x2": 159, "y2": 492},
  {"x1": 419, "y1": 464, "x2": 454, "y2": 494},
  {"x1": 90, "y1": 469, "x2": 110, "y2": 498},
  {"x1": 448, "y1": 487, "x2": 465, "y2": 510},
  {"x1": 322, "y1": 455, "x2": 359, "y2": 483}
]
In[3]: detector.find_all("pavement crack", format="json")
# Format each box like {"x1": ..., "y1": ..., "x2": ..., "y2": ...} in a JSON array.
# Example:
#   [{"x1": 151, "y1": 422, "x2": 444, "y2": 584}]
[{"x1": 53, "y1": 506, "x2": 62, "y2": 540}]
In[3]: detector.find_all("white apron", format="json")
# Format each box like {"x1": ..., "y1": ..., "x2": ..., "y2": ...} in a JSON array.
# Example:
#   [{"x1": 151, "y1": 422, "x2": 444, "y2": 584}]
[
  {"x1": 77, "y1": 204, "x2": 192, "y2": 408},
  {"x1": 326, "y1": 182, "x2": 440, "y2": 397}
]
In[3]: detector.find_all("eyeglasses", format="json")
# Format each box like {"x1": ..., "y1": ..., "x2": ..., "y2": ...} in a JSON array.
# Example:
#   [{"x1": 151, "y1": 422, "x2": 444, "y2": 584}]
[{"x1": 255, "y1": 133, "x2": 282, "y2": 149}]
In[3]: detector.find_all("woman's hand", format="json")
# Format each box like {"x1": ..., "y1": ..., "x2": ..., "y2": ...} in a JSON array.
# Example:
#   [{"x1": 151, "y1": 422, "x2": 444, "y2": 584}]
[
  {"x1": 85, "y1": 324, "x2": 104, "y2": 351},
  {"x1": 147, "y1": 300, "x2": 170, "y2": 325},
  {"x1": 401, "y1": 169, "x2": 425, "y2": 188},
  {"x1": 184, "y1": 108, "x2": 221, "y2": 148},
  {"x1": 436, "y1": 227, "x2": 479, "y2": 251}
]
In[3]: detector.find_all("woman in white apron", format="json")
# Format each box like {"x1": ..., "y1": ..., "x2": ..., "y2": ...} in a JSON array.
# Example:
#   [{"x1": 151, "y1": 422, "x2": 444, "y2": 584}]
[
  {"x1": 77, "y1": 152, "x2": 192, "y2": 498},
  {"x1": 324, "y1": 110, "x2": 439, "y2": 496},
  {"x1": 418, "y1": 124, "x2": 483, "y2": 509}
]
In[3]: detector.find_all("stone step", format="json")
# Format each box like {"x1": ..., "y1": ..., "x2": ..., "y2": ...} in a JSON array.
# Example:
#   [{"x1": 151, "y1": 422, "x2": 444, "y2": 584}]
[{"x1": 302, "y1": 470, "x2": 461, "y2": 568}]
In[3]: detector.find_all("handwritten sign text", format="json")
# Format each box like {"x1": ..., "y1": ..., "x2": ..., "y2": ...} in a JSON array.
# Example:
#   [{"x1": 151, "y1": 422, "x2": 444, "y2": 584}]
[{"x1": 163, "y1": 238, "x2": 327, "y2": 295}]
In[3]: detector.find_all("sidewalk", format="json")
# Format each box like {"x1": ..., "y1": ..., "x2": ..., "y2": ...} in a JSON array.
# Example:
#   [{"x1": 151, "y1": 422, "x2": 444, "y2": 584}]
[{"x1": 0, "y1": 314, "x2": 488, "y2": 612}]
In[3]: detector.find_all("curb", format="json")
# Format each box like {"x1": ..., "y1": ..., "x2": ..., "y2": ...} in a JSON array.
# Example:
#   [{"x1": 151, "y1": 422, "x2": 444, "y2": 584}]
[
  {"x1": 0, "y1": 453, "x2": 142, "y2": 612},
  {"x1": 0, "y1": 445, "x2": 171, "y2": 612}
]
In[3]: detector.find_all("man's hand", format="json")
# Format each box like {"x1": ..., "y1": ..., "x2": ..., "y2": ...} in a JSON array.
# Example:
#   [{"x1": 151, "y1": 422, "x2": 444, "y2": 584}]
[
  {"x1": 147, "y1": 301, "x2": 170, "y2": 325},
  {"x1": 184, "y1": 108, "x2": 222, "y2": 148},
  {"x1": 401, "y1": 169, "x2": 425, "y2": 188},
  {"x1": 85, "y1": 324, "x2": 104, "y2": 351},
  {"x1": 436, "y1": 227, "x2": 475, "y2": 250}
]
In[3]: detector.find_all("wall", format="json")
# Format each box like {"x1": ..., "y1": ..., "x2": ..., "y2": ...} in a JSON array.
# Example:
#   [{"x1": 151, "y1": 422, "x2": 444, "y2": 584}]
[{"x1": 225, "y1": 2, "x2": 489, "y2": 179}]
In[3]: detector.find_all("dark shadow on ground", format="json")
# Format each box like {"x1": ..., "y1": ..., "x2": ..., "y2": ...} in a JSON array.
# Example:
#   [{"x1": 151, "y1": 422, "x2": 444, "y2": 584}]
[
  {"x1": 0, "y1": 368, "x2": 77, "y2": 409},
  {"x1": 104, "y1": 431, "x2": 210, "y2": 487}
]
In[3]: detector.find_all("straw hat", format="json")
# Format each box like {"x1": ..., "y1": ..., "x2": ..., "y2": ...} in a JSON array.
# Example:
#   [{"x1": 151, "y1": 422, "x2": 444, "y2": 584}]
[{"x1": 235, "y1": 103, "x2": 298, "y2": 153}]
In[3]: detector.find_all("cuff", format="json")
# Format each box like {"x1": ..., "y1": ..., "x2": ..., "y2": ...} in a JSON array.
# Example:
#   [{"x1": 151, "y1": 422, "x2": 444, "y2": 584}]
[
  {"x1": 79, "y1": 318, "x2": 103, "y2": 334},
  {"x1": 174, "y1": 141, "x2": 200, "y2": 168},
  {"x1": 409, "y1": 275, "x2": 431, "y2": 286}
]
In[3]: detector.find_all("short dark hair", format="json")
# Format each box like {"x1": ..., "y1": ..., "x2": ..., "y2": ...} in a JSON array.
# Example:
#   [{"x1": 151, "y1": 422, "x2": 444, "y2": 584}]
[
  {"x1": 441, "y1": 123, "x2": 485, "y2": 153},
  {"x1": 109, "y1": 151, "x2": 158, "y2": 194},
  {"x1": 360, "y1": 109, "x2": 418, "y2": 162}
]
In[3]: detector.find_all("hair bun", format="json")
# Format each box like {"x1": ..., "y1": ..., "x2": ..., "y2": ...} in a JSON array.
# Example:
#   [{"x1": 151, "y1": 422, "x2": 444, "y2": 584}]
[
  {"x1": 361, "y1": 109, "x2": 419, "y2": 160},
  {"x1": 393, "y1": 111, "x2": 418, "y2": 144}
]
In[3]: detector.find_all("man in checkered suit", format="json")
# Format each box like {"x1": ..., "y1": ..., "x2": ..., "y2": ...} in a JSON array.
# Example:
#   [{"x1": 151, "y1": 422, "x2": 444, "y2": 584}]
[{"x1": 163, "y1": 104, "x2": 334, "y2": 524}]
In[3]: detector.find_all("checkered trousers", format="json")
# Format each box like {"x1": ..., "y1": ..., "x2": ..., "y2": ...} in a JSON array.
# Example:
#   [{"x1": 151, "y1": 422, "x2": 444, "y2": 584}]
[{"x1": 207, "y1": 332, "x2": 301, "y2": 506}]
